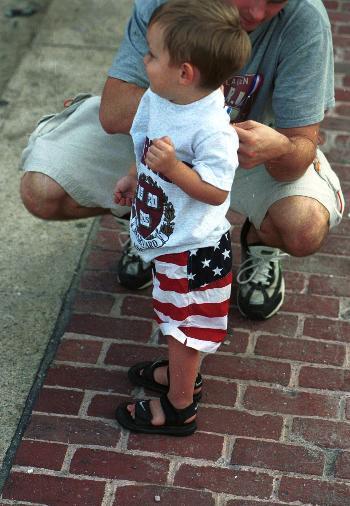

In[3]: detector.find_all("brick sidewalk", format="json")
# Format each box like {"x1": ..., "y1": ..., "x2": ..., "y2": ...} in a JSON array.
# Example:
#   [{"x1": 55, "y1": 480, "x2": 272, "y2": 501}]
[{"x1": 1, "y1": 2, "x2": 350, "y2": 505}]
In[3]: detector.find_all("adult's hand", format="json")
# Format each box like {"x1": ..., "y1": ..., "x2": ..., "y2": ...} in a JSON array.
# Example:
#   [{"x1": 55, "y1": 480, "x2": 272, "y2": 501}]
[
  {"x1": 99, "y1": 77, "x2": 146, "y2": 134},
  {"x1": 232, "y1": 120, "x2": 291, "y2": 169},
  {"x1": 233, "y1": 120, "x2": 319, "y2": 182}
]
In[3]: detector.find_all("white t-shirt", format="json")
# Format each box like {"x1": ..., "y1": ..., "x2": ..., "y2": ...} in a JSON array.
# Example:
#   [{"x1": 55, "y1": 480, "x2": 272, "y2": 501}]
[{"x1": 129, "y1": 88, "x2": 239, "y2": 262}]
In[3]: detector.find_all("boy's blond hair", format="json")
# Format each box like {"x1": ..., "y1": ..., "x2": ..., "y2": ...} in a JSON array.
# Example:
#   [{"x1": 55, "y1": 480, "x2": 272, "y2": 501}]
[{"x1": 149, "y1": 0, "x2": 251, "y2": 90}]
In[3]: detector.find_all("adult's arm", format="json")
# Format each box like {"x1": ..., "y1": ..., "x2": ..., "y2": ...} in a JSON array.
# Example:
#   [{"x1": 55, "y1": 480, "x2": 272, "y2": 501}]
[
  {"x1": 99, "y1": 77, "x2": 146, "y2": 134},
  {"x1": 99, "y1": 2, "x2": 161, "y2": 133},
  {"x1": 233, "y1": 121, "x2": 319, "y2": 182},
  {"x1": 232, "y1": 3, "x2": 333, "y2": 182}
]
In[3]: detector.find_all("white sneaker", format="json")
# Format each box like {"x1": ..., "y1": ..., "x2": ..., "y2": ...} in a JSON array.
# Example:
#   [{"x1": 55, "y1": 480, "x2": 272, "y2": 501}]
[{"x1": 237, "y1": 219, "x2": 288, "y2": 320}]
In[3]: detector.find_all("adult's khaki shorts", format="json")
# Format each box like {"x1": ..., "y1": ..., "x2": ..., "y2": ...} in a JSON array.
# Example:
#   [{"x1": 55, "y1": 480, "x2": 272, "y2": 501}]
[{"x1": 21, "y1": 96, "x2": 345, "y2": 228}]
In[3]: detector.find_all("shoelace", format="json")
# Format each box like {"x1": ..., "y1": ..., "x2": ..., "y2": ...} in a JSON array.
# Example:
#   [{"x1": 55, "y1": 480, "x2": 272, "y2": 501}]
[
  {"x1": 237, "y1": 249, "x2": 288, "y2": 286},
  {"x1": 114, "y1": 217, "x2": 139, "y2": 258}
]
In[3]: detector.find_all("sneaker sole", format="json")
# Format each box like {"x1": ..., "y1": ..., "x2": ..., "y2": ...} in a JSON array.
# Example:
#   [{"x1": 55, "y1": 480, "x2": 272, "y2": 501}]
[
  {"x1": 117, "y1": 275, "x2": 153, "y2": 290},
  {"x1": 135, "y1": 278, "x2": 153, "y2": 290},
  {"x1": 237, "y1": 277, "x2": 285, "y2": 320}
]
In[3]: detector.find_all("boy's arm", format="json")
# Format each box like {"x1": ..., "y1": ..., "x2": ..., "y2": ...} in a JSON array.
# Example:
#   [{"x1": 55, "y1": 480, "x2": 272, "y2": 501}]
[{"x1": 145, "y1": 137, "x2": 228, "y2": 206}]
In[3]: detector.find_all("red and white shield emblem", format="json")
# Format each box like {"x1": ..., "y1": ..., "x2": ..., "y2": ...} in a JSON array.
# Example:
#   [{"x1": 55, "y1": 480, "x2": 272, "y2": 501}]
[{"x1": 134, "y1": 173, "x2": 165, "y2": 239}]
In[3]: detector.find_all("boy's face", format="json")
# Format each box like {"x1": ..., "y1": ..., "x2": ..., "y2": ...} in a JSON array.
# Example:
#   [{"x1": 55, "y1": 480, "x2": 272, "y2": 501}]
[
  {"x1": 144, "y1": 22, "x2": 179, "y2": 99},
  {"x1": 226, "y1": 0, "x2": 288, "y2": 32}
]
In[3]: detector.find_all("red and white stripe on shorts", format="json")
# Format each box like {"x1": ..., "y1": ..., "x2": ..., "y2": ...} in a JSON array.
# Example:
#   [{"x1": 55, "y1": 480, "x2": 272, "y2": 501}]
[{"x1": 152, "y1": 250, "x2": 232, "y2": 353}]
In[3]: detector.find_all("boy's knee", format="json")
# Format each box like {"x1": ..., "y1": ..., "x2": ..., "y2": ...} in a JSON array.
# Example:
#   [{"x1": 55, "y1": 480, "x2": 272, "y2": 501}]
[{"x1": 20, "y1": 172, "x2": 66, "y2": 220}]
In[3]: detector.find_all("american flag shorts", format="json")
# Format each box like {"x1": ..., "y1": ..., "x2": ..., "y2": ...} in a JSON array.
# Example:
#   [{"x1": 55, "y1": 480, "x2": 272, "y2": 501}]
[{"x1": 152, "y1": 231, "x2": 232, "y2": 353}]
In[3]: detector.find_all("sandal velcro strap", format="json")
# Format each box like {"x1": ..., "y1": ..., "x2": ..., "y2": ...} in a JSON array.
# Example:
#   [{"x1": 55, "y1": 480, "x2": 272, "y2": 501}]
[
  {"x1": 141, "y1": 359, "x2": 169, "y2": 383},
  {"x1": 134, "y1": 399, "x2": 153, "y2": 424},
  {"x1": 160, "y1": 395, "x2": 198, "y2": 426},
  {"x1": 115, "y1": 396, "x2": 197, "y2": 436},
  {"x1": 128, "y1": 360, "x2": 202, "y2": 402}
]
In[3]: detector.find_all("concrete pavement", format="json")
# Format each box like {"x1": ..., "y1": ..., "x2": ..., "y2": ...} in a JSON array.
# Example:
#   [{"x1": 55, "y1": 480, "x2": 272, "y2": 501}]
[{"x1": 0, "y1": 0, "x2": 133, "y2": 481}]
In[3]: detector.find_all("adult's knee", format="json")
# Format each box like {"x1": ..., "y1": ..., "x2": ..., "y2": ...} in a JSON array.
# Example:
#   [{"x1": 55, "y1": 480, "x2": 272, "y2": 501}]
[
  {"x1": 20, "y1": 172, "x2": 67, "y2": 220},
  {"x1": 282, "y1": 205, "x2": 329, "y2": 257}
]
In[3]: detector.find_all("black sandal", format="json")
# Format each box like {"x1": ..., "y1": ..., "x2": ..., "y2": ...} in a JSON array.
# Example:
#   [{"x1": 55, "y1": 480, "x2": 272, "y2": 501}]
[
  {"x1": 128, "y1": 360, "x2": 202, "y2": 402},
  {"x1": 115, "y1": 394, "x2": 197, "y2": 436}
]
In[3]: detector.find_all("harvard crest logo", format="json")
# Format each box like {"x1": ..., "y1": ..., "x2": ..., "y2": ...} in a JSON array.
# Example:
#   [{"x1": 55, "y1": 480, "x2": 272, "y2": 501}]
[{"x1": 131, "y1": 173, "x2": 175, "y2": 251}]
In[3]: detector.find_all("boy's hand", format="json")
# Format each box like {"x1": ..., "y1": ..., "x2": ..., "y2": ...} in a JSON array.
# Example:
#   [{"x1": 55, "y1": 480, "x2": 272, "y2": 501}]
[
  {"x1": 145, "y1": 136, "x2": 179, "y2": 177},
  {"x1": 114, "y1": 175, "x2": 137, "y2": 207}
]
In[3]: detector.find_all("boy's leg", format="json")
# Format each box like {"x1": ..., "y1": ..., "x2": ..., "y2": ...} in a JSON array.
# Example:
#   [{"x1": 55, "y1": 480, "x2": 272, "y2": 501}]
[
  {"x1": 116, "y1": 240, "x2": 231, "y2": 434},
  {"x1": 167, "y1": 336, "x2": 200, "y2": 408}
]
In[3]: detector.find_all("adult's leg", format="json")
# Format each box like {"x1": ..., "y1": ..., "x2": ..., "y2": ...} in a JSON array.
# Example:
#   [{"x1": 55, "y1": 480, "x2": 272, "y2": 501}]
[
  {"x1": 19, "y1": 96, "x2": 153, "y2": 287},
  {"x1": 232, "y1": 150, "x2": 344, "y2": 320},
  {"x1": 20, "y1": 96, "x2": 134, "y2": 220},
  {"x1": 20, "y1": 172, "x2": 108, "y2": 220},
  {"x1": 247, "y1": 194, "x2": 330, "y2": 256}
]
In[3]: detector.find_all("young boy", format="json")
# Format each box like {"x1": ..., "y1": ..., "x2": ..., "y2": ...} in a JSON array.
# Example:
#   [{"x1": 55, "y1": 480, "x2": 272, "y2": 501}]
[{"x1": 114, "y1": 0, "x2": 250, "y2": 436}]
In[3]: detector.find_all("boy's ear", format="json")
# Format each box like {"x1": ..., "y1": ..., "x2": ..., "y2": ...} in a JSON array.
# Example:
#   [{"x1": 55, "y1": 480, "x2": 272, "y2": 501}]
[{"x1": 179, "y1": 62, "x2": 200, "y2": 86}]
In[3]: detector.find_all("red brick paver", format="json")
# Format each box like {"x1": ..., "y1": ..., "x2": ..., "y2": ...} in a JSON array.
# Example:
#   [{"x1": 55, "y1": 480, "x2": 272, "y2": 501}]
[{"x1": 1, "y1": 1, "x2": 350, "y2": 504}]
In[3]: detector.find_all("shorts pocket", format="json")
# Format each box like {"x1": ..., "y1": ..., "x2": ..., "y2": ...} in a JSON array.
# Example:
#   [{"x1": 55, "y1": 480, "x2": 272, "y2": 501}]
[
  {"x1": 33, "y1": 93, "x2": 93, "y2": 138},
  {"x1": 314, "y1": 155, "x2": 345, "y2": 227},
  {"x1": 188, "y1": 231, "x2": 232, "y2": 290}
]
